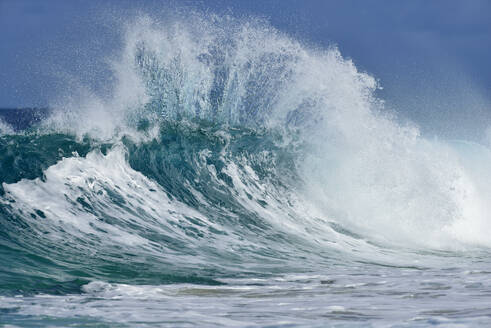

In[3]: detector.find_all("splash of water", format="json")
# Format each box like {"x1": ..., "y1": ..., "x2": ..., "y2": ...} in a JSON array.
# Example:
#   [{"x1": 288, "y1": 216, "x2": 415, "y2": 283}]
[{"x1": 1, "y1": 14, "x2": 491, "y2": 285}]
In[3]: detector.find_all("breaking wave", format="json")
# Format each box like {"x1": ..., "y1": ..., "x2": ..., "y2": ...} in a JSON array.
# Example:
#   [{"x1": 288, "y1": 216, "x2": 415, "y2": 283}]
[{"x1": 1, "y1": 14, "x2": 491, "y2": 296}]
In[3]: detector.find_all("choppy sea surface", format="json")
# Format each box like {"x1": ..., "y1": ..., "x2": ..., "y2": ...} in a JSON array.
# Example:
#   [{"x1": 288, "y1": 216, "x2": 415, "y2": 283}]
[{"x1": 1, "y1": 14, "x2": 491, "y2": 327}]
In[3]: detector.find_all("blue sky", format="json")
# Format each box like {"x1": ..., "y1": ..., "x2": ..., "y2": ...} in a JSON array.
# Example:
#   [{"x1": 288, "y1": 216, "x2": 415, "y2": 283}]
[{"x1": 1, "y1": 0, "x2": 490, "y2": 138}]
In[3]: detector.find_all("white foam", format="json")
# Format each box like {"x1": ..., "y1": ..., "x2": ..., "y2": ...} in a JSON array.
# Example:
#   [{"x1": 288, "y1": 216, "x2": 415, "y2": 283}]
[
  {"x1": 28, "y1": 13, "x2": 491, "y2": 252},
  {"x1": 2, "y1": 145, "x2": 244, "y2": 262},
  {"x1": 0, "y1": 118, "x2": 14, "y2": 135}
]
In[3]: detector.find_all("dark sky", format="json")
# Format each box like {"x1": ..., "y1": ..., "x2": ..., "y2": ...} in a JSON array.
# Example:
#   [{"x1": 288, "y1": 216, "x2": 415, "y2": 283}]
[{"x1": 1, "y1": 0, "x2": 490, "y2": 139}]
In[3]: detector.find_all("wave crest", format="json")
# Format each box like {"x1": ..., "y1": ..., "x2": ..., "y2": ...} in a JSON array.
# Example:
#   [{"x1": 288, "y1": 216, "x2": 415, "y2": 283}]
[{"x1": 1, "y1": 15, "x2": 491, "y2": 295}]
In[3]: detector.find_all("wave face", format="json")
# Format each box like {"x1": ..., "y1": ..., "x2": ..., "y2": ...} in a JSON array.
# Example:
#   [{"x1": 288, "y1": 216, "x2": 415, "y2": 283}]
[{"x1": 2, "y1": 14, "x2": 491, "y2": 327}]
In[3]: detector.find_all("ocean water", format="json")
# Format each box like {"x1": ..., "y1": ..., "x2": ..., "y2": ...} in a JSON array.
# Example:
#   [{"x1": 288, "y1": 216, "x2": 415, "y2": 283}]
[{"x1": 1, "y1": 14, "x2": 491, "y2": 327}]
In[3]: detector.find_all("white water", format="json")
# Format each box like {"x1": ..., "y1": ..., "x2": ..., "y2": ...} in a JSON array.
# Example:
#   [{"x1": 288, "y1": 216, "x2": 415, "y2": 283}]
[
  {"x1": 38, "y1": 14, "x2": 491, "y2": 251},
  {"x1": 3, "y1": 267, "x2": 491, "y2": 327},
  {"x1": 0, "y1": 118, "x2": 13, "y2": 135},
  {"x1": 2, "y1": 13, "x2": 491, "y2": 328}
]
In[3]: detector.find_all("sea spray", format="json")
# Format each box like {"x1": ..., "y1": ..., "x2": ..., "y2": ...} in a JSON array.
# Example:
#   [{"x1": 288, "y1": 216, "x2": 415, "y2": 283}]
[{"x1": 1, "y1": 13, "x2": 491, "y2": 327}]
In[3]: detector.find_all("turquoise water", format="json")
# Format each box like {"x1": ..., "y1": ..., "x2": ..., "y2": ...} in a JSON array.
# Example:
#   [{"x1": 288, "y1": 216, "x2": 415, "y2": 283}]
[{"x1": 1, "y1": 14, "x2": 491, "y2": 327}]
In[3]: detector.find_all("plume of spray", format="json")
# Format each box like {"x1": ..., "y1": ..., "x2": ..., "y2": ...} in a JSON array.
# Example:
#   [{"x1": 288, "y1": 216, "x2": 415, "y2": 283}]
[{"x1": 37, "y1": 12, "x2": 491, "y2": 251}]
